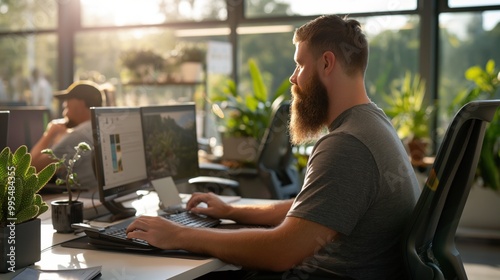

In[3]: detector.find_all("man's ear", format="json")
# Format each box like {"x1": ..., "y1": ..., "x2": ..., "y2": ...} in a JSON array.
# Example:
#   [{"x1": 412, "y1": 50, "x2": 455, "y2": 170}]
[{"x1": 321, "y1": 51, "x2": 336, "y2": 74}]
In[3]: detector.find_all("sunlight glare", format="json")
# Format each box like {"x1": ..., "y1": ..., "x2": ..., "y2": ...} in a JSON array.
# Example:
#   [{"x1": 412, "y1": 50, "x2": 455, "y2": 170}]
[{"x1": 81, "y1": 0, "x2": 166, "y2": 26}]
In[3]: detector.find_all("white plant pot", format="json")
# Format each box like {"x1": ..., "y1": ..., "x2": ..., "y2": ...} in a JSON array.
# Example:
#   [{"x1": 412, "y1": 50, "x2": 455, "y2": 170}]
[
  {"x1": 457, "y1": 183, "x2": 500, "y2": 239},
  {"x1": 180, "y1": 62, "x2": 203, "y2": 82}
]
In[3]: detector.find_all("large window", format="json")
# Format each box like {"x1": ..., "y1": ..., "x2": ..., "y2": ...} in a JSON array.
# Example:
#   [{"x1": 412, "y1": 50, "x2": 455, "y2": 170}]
[
  {"x1": 449, "y1": 0, "x2": 500, "y2": 8},
  {"x1": 80, "y1": 0, "x2": 227, "y2": 26},
  {"x1": 0, "y1": 34, "x2": 57, "y2": 109},
  {"x1": 0, "y1": 0, "x2": 57, "y2": 31},
  {"x1": 245, "y1": 0, "x2": 417, "y2": 17},
  {"x1": 0, "y1": 0, "x2": 499, "y2": 144},
  {"x1": 438, "y1": 10, "x2": 500, "y2": 132}
]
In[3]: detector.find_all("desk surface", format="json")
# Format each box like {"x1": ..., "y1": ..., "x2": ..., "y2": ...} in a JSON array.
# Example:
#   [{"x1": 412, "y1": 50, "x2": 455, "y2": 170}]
[{"x1": 3, "y1": 192, "x2": 272, "y2": 280}]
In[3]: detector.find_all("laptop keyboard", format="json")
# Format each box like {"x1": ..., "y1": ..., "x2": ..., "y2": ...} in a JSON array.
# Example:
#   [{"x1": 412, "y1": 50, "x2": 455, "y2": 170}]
[{"x1": 85, "y1": 211, "x2": 220, "y2": 249}]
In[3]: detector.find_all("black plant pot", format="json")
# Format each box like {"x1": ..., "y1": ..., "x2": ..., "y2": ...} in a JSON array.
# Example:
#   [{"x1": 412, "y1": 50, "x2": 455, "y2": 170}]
[
  {"x1": 51, "y1": 200, "x2": 83, "y2": 233},
  {"x1": 0, "y1": 218, "x2": 41, "y2": 273}
]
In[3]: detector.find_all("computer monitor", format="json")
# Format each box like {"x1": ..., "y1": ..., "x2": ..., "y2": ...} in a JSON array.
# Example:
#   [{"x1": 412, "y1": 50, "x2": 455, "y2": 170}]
[
  {"x1": 140, "y1": 103, "x2": 200, "y2": 184},
  {"x1": 0, "y1": 111, "x2": 9, "y2": 150},
  {"x1": 91, "y1": 106, "x2": 149, "y2": 221},
  {"x1": 1, "y1": 106, "x2": 50, "y2": 151}
]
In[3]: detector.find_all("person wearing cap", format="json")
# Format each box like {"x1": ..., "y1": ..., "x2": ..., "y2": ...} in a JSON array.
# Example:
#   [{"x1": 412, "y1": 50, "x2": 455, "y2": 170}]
[{"x1": 31, "y1": 80, "x2": 104, "y2": 192}]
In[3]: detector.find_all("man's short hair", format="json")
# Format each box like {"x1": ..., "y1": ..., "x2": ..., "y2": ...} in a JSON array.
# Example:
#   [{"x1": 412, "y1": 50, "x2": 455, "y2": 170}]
[{"x1": 293, "y1": 15, "x2": 369, "y2": 76}]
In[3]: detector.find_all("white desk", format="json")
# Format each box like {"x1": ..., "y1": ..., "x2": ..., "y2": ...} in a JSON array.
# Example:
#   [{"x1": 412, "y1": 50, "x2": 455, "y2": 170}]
[{"x1": 5, "y1": 193, "x2": 270, "y2": 280}]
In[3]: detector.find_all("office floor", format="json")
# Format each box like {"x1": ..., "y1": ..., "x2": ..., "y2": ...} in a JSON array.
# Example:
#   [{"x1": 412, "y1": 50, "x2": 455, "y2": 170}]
[{"x1": 458, "y1": 237, "x2": 500, "y2": 279}]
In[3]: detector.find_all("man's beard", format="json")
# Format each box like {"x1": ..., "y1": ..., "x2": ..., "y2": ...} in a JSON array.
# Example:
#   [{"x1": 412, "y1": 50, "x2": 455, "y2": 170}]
[
  {"x1": 290, "y1": 71, "x2": 329, "y2": 145},
  {"x1": 66, "y1": 119, "x2": 77, "y2": 128}
]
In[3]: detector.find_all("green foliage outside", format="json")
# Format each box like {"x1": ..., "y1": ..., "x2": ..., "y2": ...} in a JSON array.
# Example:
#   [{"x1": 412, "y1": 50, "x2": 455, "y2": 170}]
[
  {"x1": 209, "y1": 58, "x2": 291, "y2": 142},
  {"x1": 0, "y1": 146, "x2": 56, "y2": 226}
]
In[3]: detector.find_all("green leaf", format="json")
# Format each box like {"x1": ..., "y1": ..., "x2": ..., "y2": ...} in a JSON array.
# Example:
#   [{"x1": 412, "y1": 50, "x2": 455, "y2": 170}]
[
  {"x1": 12, "y1": 145, "x2": 28, "y2": 165},
  {"x1": 248, "y1": 59, "x2": 267, "y2": 102},
  {"x1": 27, "y1": 166, "x2": 36, "y2": 177},
  {"x1": 465, "y1": 66, "x2": 483, "y2": 82},
  {"x1": 273, "y1": 78, "x2": 291, "y2": 103},
  {"x1": 36, "y1": 163, "x2": 57, "y2": 192},
  {"x1": 16, "y1": 153, "x2": 32, "y2": 178},
  {"x1": 13, "y1": 177, "x2": 24, "y2": 214},
  {"x1": 0, "y1": 147, "x2": 10, "y2": 181},
  {"x1": 33, "y1": 193, "x2": 43, "y2": 206},
  {"x1": 38, "y1": 201, "x2": 49, "y2": 216},
  {"x1": 245, "y1": 94, "x2": 259, "y2": 112},
  {"x1": 485, "y1": 59, "x2": 495, "y2": 75},
  {"x1": 19, "y1": 174, "x2": 37, "y2": 213},
  {"x1": 15, "y1": 205, "x2": 39, "y2": 224}
]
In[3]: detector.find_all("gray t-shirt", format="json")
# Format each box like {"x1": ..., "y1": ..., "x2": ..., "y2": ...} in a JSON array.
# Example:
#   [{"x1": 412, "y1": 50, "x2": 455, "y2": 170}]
[
  {"x1": 287, "y1": 103, "x2": 420, "y2": 279},
  {"x1": 52, "y1": 120, "x2": 97, "y2": 192}
]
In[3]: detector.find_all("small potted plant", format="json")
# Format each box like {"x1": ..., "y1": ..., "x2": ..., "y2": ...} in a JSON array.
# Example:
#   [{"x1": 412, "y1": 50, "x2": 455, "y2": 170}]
[
  {"x1": 119, "y1": 49, "x2": 165, "y2": 83},
  {"x1": 42, "y1": 142, "x2": 91, "y2": 233},
  {"x1": 0, "y1": 145, "x2": 57, "y2": 272},
  {"x1": 383, "y1": 71, "x2": 434, "y2": 165},
  {"x1": 176, "y1": 42, "x2": 206, "y2": 82}
]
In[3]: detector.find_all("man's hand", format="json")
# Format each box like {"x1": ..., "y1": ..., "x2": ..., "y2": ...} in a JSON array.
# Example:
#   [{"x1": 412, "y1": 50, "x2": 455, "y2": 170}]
[
  {"x1": 126, "y1": 216, "x2": 183, "y2": 250},
  {"x1": 186, "y1": 192, "x2": 232, "y2": 219},
  {"x1": 45, "y1": 119, "x2": 68, "y2": 145}
]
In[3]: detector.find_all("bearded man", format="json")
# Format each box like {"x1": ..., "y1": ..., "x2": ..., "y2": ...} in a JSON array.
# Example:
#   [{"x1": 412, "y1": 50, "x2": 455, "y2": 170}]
[{"x1": 126, "y1": 15, "x2": 420, "y2": 280}]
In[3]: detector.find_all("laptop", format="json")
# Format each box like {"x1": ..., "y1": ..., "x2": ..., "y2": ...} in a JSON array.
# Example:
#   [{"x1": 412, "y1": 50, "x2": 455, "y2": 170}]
[{"x1": 151, "y1": 176, "x2": 191, "y2": 213}]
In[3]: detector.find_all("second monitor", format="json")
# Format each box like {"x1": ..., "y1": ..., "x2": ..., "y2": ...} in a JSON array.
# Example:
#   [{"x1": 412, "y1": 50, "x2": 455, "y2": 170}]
[{"x1": 141, "y1": 104, "x2": 200, "y2": 184}]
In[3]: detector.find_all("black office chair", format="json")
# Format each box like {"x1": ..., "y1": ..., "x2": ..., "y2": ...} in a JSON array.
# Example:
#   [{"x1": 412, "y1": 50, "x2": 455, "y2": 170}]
[
  {"x1": 227, "y1": 99, "x2": 299, "y2": 199},
  {"x1": 401, "y1": 99, "x2": 500, "y2": 280},
  {"x1": 256, "y1": 100, "x2": 299, "y2": 199}
]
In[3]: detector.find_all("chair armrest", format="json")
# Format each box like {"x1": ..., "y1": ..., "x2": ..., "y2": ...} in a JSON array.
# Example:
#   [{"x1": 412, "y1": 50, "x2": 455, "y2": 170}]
[
  {"x1": 188, "y1": 176, "x2": 239, "y2": 188},
  {"x1": 199, "y1": 162, "x2": 230, "y2": 172}
]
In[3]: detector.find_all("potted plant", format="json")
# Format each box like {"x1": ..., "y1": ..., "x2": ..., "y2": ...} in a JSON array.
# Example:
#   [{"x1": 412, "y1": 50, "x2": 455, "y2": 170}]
[
  {"x1": 0, "y1": 145, "x2": 57, "y2": 273},
  {"x1": 119, "y1": 49, "x2": 165, "y2": 83},
  {"x1": 42, "y1": 142, "x2": 91, "y2": 233},
  {"x1": 209, "y1": 58, "x2": 291, "y2": 165},
  {"x1": 383, "y1": 71, "x2": 434, "y2": 165},
  {"x1": 176, "y1": 42, "x2": 206, "y2": 82}
]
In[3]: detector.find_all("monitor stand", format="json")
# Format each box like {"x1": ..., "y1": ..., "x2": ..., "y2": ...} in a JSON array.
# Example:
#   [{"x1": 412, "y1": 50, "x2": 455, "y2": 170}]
[{"x1": 93, "y1": 200, "x2": 136, "y2": 223}]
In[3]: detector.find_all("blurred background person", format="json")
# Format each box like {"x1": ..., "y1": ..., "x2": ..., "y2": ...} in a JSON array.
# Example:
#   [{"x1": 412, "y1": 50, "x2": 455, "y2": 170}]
[{"x1": 30, "y1": 67, "x2": 53, "y2": 112}]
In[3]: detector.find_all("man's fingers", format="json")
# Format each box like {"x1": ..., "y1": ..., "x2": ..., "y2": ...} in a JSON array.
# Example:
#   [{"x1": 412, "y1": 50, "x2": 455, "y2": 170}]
[{"x1": 186, "y1": 193, "x2": 210, "y2": 209}]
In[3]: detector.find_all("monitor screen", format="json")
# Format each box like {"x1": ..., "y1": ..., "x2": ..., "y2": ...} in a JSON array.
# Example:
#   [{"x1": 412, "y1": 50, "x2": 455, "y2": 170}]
[
  {"x1": 0, "y1": 106, "x2": 50, "y2": 151},
  {"x1": 91, "y1": 106, "x2": 149, "y2": 221},
  {"x1": 140, "y1": 103, "x2": 200, "y2": 184}
]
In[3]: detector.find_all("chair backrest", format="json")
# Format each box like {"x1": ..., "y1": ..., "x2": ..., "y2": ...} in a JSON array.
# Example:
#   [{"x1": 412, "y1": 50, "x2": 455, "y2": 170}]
[
  {"x1": 0, "y1": 110, "x2": 9, "y2": 150},
  {"x1": 402, "y1": 99, "x2": 500, "y2": 280},
  {"x1": 1, "y1": 106, "x2": 51, "y2": 151},
  {"x1": 256, "y1": 99, "x2": 300, "y2": 199}
]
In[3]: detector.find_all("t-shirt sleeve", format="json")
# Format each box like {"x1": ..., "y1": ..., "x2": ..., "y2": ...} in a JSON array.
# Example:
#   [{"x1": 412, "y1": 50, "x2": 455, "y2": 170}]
[{"x1": 287, "y1": 133, "x2": 379, "y2": 236}]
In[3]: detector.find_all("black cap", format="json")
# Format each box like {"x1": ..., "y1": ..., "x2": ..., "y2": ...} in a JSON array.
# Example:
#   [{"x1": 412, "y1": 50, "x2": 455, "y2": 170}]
[{"x1": 54, "y1": 80, "x2": 104, "y2": 108}]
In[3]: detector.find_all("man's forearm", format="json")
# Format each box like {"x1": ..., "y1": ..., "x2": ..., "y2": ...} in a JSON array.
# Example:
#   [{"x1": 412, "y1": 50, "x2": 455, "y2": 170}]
[
  {"x1": 30, "y1": 133, "x2": 56, "y2": 171},
  {"x1": 227, "y1": 199, "x2": 293, "y2": 226}
]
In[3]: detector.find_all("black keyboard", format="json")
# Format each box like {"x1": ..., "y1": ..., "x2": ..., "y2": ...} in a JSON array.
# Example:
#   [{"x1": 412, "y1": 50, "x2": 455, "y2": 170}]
[{"x1": 84, "y1": 211, "x2": 220, "y2": 249}]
